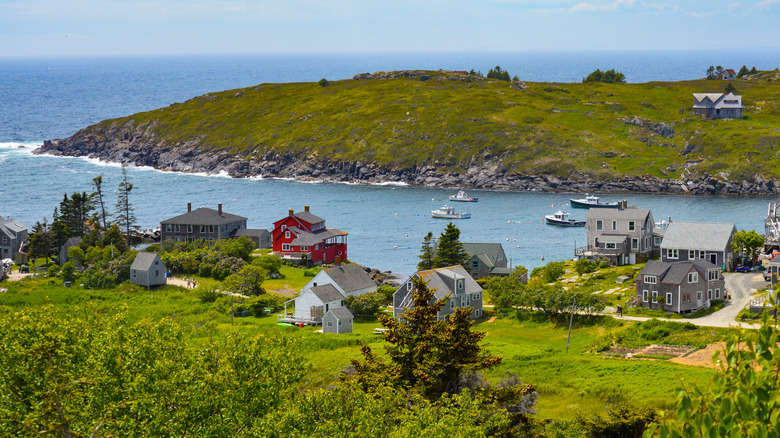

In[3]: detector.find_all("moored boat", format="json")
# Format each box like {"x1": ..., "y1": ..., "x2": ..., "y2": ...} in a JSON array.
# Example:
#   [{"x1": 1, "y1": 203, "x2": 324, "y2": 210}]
[
  {"x1": 431, "y1": 205, "x2": 471, "y2": 219},
  {"x1": 570, "y1": 194, "x2": 619, "y2": 209},
  {"x1": 545, "y1": 210, "x2": 585, "y2": 227},
  {"x1": 449, "y1": 190, "x2": 478, "y2": 202}
]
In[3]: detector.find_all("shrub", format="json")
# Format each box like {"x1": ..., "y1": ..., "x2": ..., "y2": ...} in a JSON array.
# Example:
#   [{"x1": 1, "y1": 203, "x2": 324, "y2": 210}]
[
  {"x1": 47, "y1": 264, "x2": 60, "y2": 278},
  {"x1": 318, "y1": 78, "x2": 329, "y2": 87},
  {"x1": 574, "y1": 258, "x2": 597, "y2": 275},
  {"x1": 345, "y1": 292, "x2": 384, "y2": 316},
  {"x1": 377, "y1": 285, "x2": 396, "y2": 303},
  {"x1": 60, "y1": 262, "x2": 76, "y2": 283},
  {"x1": 303, "y1": 267, "x2": 322, "y2": 277}
]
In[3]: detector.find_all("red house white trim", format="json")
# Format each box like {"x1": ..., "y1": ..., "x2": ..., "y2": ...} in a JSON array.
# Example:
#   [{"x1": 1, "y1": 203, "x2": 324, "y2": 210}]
[{"x1": 272, "y1": 205, "x2": 348, "y2": 265}]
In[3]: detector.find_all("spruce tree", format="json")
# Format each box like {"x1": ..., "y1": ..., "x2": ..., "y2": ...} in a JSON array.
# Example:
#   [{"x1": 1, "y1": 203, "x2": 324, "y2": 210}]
[
  {"x1": 114, "y1": 165, "x2": 139, "y2": 246},
  {"x1": 417, "y1": 231, "x2": 435, "y2": 270},
  {"x1": 737, "y1": 65, "x2": 749, "y2": 78},
  {"x1": 433, "y1": 222, "x2": 470, "y2": 269},
  {"x1": 92, "y1": 174, "x2": 110, "y2": 229}
]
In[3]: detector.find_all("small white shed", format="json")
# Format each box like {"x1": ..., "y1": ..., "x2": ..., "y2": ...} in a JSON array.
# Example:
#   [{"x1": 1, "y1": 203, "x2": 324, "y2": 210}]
[
  {"x1": 322, "y1": 307, "x2": 354, "y2": 334},
  {"x1": 130, "y1": 252, "x2": 167, "y2": 288}
]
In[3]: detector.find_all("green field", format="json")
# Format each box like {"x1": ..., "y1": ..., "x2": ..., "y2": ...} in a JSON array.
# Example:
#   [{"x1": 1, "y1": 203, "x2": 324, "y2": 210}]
[
  {"x1": 0, "y1": 274, "x2": 727, "y2": 420},
  {"x1": 74, "y1": 70, "x2": 780, "y2": 181}
]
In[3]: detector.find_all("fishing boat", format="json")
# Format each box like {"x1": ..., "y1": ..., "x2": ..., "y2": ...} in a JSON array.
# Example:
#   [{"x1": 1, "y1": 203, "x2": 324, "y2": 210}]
[
  {"x1": 544, "y1": 211, "x2": 585, "y2": 227},
  {"x1": 431, "y1": 205, "x2": 471, "y2": 219},
  {"x1": 570, "y1": 194, "x2": 619, "y2": 209},
  {"x1": 449, "y1": 190, "x2": 478, "y2": 202}
]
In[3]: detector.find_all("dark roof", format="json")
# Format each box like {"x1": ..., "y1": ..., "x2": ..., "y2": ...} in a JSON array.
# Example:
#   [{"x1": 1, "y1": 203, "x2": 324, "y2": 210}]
[
  {"x1": 661, "y1": 221, "x2": 735, "y2": 251},
  {"x1": 640, "y1": 259, "x2": 719, "y2": 285},
  {"x1": 310, "y1": 284, "x2": 344, "y2": 303},
  {"x1": 462, "y1": 242, "x2": 504, "y2": 266},
  {"x1": 130, "y1": 252, "x2": 162, "y2": 271},
  {"x1": 294, "y1": 210, "x2": 325, "y2": 225},
  {"x1": 325, "y1": 264, "x2": 376, "y2": 293},
  {"x1": 290, "y1": 228, "x2": 348, "y2": 246},
  {"x1": 233, "y1": 228, "x2": 269, "y2": 237},
  {"x1": 599, "y1": 234, "x2": 628, "y2": 244},
  {"x1": 326, "y1": 307, "x2": 354, "y2": 320},
  {"x1": 161, "y1": 207, "x2": 246, "y2": 225},
  {"x1": 586, "y1": 208, "x2": 652, "y2": 221}
]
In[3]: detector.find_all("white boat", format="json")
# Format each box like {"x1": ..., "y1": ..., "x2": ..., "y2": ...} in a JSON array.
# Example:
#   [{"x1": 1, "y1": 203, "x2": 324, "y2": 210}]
[
  {"x1": 449, "y1": 190, "x2": 478, "y2": 202},
  {"x1": 570, "y1": 194, "x2": 619, "y2": 209},
  {"x1": 431, "y1": 205, "x2": 471, "y2": 219},
  {"x1": 545, "y1": 210, "x2": 585, "y2": 227}
]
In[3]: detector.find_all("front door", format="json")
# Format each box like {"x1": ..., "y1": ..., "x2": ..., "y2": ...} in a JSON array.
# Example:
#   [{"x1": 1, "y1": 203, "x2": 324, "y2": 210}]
[{"x1": 709, "y1": 253, "x2": 717, "y2": 265}]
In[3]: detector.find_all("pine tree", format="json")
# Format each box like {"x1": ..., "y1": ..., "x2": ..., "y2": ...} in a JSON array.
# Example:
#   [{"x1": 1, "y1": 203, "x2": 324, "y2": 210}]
[
  {"x1": 433, "y1": 222, "x2": 470, "y2": 270},
  {"x1": 737, "y1": 65, "x2": 749, "y2": 78},
  {"x1": 58, "y1": 192, "x2": 94, "y2": 237},
  {"x1": 417, "y1": 231, "x2": 435, "y2": 270},
  {"x1": 92, "y1": 174, "x2": 110, "y2": 229},
  {"x1": 751, "y1": 66, "x2": 758, "y2": 74},
  {"x1": 29, "y1": 219, "x2": 57, "y2": 263},
  {"x1": 114, "y1": 165, "x2": 139, "y2": 246}
]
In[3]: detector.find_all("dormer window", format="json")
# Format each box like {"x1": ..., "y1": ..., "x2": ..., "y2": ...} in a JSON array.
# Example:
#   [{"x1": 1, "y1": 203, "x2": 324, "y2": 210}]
[
  {"x1": 688, "y1": 272, "x2": 699, "y2": 283},
  {"x1": 285, "y1": 231, "x2": 290, "y2": 239},
  {"x1": 407, "y1": 281, "x2": 413, "y2": 291},
  {"x1": 644, "y1": 275, "x2": 657, "y2": 284},
  {"x1": 457, "y1": 279, "x2": 464, "y2": 291}
]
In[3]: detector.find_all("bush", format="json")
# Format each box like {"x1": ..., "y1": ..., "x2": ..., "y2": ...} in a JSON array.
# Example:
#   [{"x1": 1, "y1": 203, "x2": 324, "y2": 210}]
[
  {"x1": 344, "y1": 292, "x2": 384, "y2": 316},
  {"x1": 377, "y1": 285, "x2": 396, "y2": 303},
  {"x1": 60, "y1": 262, "x2": 76, "y2": 283},
  {"x1": 318, "y1": 78, "x2": 329, "y2": 87},
  {"x1": 197, "y1": 287, "x2": 221, "y2": 303},
  {"x1": 574, "y1": 258, "x2": 597, "y2": 275},
  {"x1": 47, "y1": 264, "x2": 60, "y2": 278},
  {"x1": 303, "y1": 267, "x2": 322, "y2": 277}
]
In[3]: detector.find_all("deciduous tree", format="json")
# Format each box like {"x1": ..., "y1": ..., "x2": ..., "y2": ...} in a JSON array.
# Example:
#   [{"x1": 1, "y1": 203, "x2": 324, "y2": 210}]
[{"x1": 730, "y1": 229, "x2": 764, "y2": 262}]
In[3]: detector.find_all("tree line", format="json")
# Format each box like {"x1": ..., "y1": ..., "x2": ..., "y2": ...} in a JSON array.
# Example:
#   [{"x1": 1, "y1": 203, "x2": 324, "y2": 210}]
[{"x1": 468, "y1": 65, "x2": 520, "y2": 82}]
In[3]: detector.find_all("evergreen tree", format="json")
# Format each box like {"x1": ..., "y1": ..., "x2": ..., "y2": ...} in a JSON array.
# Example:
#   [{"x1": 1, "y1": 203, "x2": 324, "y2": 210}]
[
  {"x1": 433, "y1": 222, "x2": 470, "y2": 269},
  {"x1": 737, "y1": 65, "x2": 749, "y2": 78},
  {"x1": 725, "y1": 82, "x2": 736, "y2": 94},
  {"x1": 58, "y1": 192, "x2": 95, "y2": 237},
  {"x1": 417, "y1": 231, "x2": 435, "y2": 270},
  {"x1": 29, "y1": 219, "x2": 57, "y2": 263},
  {"x1": 114, "y1": 165, "x2": 139, "y2": 246},
  {"x1": 751, "y1": 66, "x2": 758, "y2": 74},
  {"x1": 92, "y1": 174, "x2": 110, "y2": 229}
]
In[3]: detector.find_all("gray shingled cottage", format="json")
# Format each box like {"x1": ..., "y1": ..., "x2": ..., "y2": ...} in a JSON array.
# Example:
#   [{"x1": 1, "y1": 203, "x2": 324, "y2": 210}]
[
  {"x1": 130, "y1": 252, "x2": 167, "y2": 288},
  {"x1": 322, "y1": 307, "x2": 354, "y2": 334},
  {"x1": 160, "y1": 202, "x2": 269, "y2": 249},
  {"x1": 462, "y1": 243, "x2": 513, "y2": 279},
  {"x1": 635, "y1": 260, "x2": 725, "y2": 314},
  {"x1": 575, "y1": 206, "x2": 655, "y2": 266},
  {"x1": 393, "y1": 265, "x2": 484, "y2": 320},
  {"x1": 660, "y1": 221, "x2": 736, "y2": 269}
]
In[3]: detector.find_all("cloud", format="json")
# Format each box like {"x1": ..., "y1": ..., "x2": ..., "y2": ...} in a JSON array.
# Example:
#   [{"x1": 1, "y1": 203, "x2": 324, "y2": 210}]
[
  {"x1": 685, "y1": 11, "x2": 715, "y2": 17},
  {"x1": 758, "y1": 0, "x2": 780, "y2": 7},
  {"x1": 570, "y1": 0, "x2": 636, "y2": 12}
]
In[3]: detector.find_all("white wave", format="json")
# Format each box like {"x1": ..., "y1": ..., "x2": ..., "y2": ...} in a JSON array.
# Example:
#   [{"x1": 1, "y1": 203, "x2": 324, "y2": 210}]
[
  {"x1": 190, "y1": 170, "x2": 232, "y2": 179},
  {"x1": 0, "y1": 141, "x2": 42, "y2": 150},
  {"x1": 80, "y1": 156, "x2": 125, "y2": 168},
  {"x1": 372, "y1": 181, "x2": 408, "y2": 187}
]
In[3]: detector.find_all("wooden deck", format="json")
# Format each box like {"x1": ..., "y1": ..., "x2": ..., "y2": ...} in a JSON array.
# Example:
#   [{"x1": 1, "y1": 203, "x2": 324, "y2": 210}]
[{"x1": 276, "y1": 314, "x2": 320, "y2": 326}]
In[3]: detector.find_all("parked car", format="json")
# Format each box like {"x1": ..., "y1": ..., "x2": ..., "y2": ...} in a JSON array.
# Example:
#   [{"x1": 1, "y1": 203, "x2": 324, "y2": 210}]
[
  {"x1": 734, "y1": 265, "x2": 752, "y2": 273},
  {"x1": 751, "y1": 264, "x2": 766, "y2": 271},
  {"x1": 764, "y1": 270, "x2": 773, "y2": 281}
]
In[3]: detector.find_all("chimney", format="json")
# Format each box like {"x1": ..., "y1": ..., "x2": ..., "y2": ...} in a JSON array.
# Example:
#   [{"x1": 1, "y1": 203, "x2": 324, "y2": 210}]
[
  {"x1": 289, "y1": 209, "x2": 294, "y2": 216},
  {"x1": 218, "y1": 203, "x2": 222, "y2": 215},
  {"x1": 305, "y1": 205, "x2": 310, "y2": 212},
  {"x1": 187, "y1": 202, "x2": 192, "y2": 213}
]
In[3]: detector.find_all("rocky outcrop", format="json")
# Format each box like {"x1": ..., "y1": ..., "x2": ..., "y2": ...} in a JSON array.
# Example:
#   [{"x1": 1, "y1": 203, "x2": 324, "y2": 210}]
[
  {"x1": 619, "y1": 116, "x2": 675, "y2": 138},
  {"x1": 36, "y1": 121, "x2": 780, "y2": 197}
]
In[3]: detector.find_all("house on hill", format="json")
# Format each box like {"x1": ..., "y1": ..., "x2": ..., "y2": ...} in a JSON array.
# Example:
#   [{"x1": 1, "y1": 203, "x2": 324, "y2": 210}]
[
  {"x1": 301, "y1": 263, "x2": 376, "y2": 297},
  {"x1": 635, "y1": 259, "x2": 724, "y2": 314},
  {"x1": 393, "y1": 265, "x2": 484, "y2": 320},
  {"x1": 0, "y1": 216, "x2": 28, "y2": 263},
  {"x1": 272, "y1": 205, "x2": 347, "y2": 265},
  {"x1": 692, "y1": 92, "x2": 743, "y2": 119},
  {"x1": 462, "y1": 242, "x2": 514, "y2": 279},
  {"x1": 721, "y1": 69, "x2": 737, "y2": 80},
  {"x1": 575, "y1": 206, "x2": 655, "y2": 266},
  {"x1": 130, "y1": 252, "x2": 167, "y2": 288},
  {"x1": 660, "y1": 221, "x2": 736, "y2": 268},
  {"x1": 160, "y1": 202, "x2": 268, "y2": 248}
]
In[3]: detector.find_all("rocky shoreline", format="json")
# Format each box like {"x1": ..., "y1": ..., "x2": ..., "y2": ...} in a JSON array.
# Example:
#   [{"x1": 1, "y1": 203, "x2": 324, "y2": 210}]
[{"x1": 37, "y1": 133, "x2": 780, "y2": 198}]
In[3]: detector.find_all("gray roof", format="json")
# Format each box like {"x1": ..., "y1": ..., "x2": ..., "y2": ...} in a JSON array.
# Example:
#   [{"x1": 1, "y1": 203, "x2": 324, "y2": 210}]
[
  {"x1": 289, "y1": 227, "x2": 348, "y2": 246},
  {"x1": 586, "y1": 207, "x2": 652, "y2": 221},
  {"x1": 661, "y1": 221, "x2": 736, "y2": 251},
  {"x1": 294, "y1": 210, "x2": 325, "y2": 225},
  {"x1": 641, "y1": 259, "x2": 718, "y2": 285},
  {"x1": 326, "y1": 307, "x2": 354, "y2": 320},
  {"x1": 417, "y1": 265, "x2": 482, "y2": 300},
  {"x1": 462, "y1": 243, "x2": 504, "y2": 266},
  {"x1": 325, "y1": 264, "x2": 376, "y2": 293},
  {"x1": 233, "y1": 228, "x2": 269, "y2": 237},
  {"x1": 161, "y1": 207, "x2": 246, "y2": 225},
  {"x1": 489, "y1": 267, "x2": 513, "y2": 275},
  {"x1": 693, "y1": 92, "x2": 743, "y2": 109},
  {"x1": 0, "y1": 216, "x2": 26, "y2": 238},
  {"x1": 599, "y1": 234, "x2": 628, "y2": 244},
  {"x1": 310, "y1": 284, "x2": 345, "y2": 303},
  {"x1": 131, "y1": 252, "x2": 162, "y2": 271}
]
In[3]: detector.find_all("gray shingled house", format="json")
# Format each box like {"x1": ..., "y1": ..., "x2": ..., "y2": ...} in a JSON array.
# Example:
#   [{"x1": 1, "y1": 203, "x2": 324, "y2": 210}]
[
  {"x1": 0, "y1": 215, "x2": 28, "y2": 263},
  {"x1": 160, "y1": 202, "x2": 269, "y2": 248},
  {"x1": 322, "y1": 307, "x2": 354, "y2": 334},
  {"x1": 660, "y1": 221, "x2": 736, "y2": 269},
  {"x1": 393, "y1": 265, "x2": 484, "y2": 320},
  {"x1": 130, "y1": 252, "x2": 167, "y2": 288},
  {"x1": 575, "y1": 206, "x2": 655, "y2": 266},
  {"x1": 462, "y1": 243, "x2": 513, "y2": 279},
  {"x1": 636, "y1": 260, "x2": 725, "y2": 314},
  {"x1": 692, "y1": 92, "x2": 743, "y2": 119},
  {"x1": 233, "y1": 228, "x2": 272, "y2": 249}
]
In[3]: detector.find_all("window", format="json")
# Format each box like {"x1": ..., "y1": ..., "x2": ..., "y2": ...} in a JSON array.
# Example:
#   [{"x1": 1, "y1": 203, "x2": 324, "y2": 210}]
[
  {"x1": 457, "y1": 279, "x2": 464, "y2": 291},
  {"x1": 715, "y1": 289, "x2": 720, "y2": 299},
  {"x1": 209, "y1": 225, "x2": 214, "y2": 233},
  {"x1": 166, "y1": 224, "x2": 172, "y2": 232},
  {"x1": 612, "y1": 220, "x2": 617, "y2": 231},
  {"x1": 697, "y1": 292, "x2": 702, "y2": 301},
  {"x1": 667, "y1": 249, "x2": 679, "y2": 259},
  {"x1": 175, "y1": 224, "x2": 180, "y2": 232},
  {"x1": 708, "y1": 289, "x2": 712, "y2": 300},
  {"x1": 632, "y1": 238, "x2": 638, "y2": 250},
  {"x1": 688, "y1": 272, "x2": 698, "y2": 283},
  {"x1": 708, "y1": 270, "x2": 719, "y2": 281},
  {"x1": 472, "y1": 260, "x2": 479, "y2": 270},
  {"x1": 282, "y1": 225, "x2": 286, "y2": 231},
  {"x1": 652, "y1": 291, "x2": 658, "y2": 303},
  {"x1": 689, "y1": 250, "x2": 695, "y2": 259},
  {"x1": 666, "y1": 292, "x2": 672, "y2": 305},
  {"x1": 155, "y1": 270, "x2": 159, "y2": 277},
  {"x1": 596, "y1": 220, "x2": 603, "y2": 231},
  {"x1": 654, "y1": 237, "x2": 661, "y2": 245},
  {"x1": 644, "y1": 275, "x2": 657, "y2": 284},
  {"x1": 200, "y1": 225, "x2": 206, "y2": 233},
  {"x1": 642, "y1": 290, "x2": 649, "y2": 302},
  {"x1": 282, "y1": 243, "x2": 290, "y2": 251},
  {"x1": 450, "y1": 299, "x2": 455, "y2": 309},
  {"x1": 407, "y1": 281, "x2": 413, "y2": 291},
  {"x1": 699, "y1": 251, "x2": 705, "y2": 259},
  {"x1": 628, "y1": 221, "x2": 635, "y2": 231},
  {"x1": 187, "y1": 225, "x2": 193, "y2": 233},
  {"x1": 301, "y1": 246, "x2": 308, "y2": 251},
  {"x1": 474, "y1": 309, "x2": 481, "y2": 317},
  {"x1": 683, "y1": 293, "x2": 691, "y2": 303},
  {"x1": 472, "y1": 293, "x2": 480, "y2": 300},
  {"x1": 132, "y1": 270, "x2": 136, "y2": 278},
  {"x1": 285, "y1": 231, "x2": 290, "y2": 239},
  {"x1": 605, "y1": 243, "x2": 617, "y2": 249},
  {"x1": 327, "y1": 321, "x2": 333, "y2": 327}
]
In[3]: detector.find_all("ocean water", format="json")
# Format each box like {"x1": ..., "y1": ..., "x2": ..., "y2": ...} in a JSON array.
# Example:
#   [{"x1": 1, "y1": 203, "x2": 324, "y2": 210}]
[{"x1": 2, "y1": 51, "x2": 779, "y2": 276}]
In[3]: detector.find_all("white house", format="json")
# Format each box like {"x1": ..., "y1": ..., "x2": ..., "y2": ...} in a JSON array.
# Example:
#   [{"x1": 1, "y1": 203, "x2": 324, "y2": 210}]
[
  {"x1": 301, "y1": 263, "x2": 377, "y2": 297},
  {"x1": 292, "y1": 283, "x2": 346, "y2": 321}
]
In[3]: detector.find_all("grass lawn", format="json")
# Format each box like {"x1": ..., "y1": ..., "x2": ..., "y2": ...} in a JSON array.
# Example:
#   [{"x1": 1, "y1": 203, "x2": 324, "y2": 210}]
[{"x1": 0, "y1": 275, "x2": 729, "y2": 421}]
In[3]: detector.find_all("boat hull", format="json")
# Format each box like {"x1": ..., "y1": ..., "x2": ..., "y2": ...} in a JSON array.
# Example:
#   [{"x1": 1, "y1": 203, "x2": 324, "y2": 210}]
[
  {"x1": 449, "y1": 196, "x2": 478, "y2": 202},
  {"x1": 432, "y1": 213, "x2": 471, "y2": 219},
  {"x1": 545, "y1": 217, "x2": 585, "y2": 227},
  {"x1": 570, "y1": 199, "x2": 619, "y2": 209}
]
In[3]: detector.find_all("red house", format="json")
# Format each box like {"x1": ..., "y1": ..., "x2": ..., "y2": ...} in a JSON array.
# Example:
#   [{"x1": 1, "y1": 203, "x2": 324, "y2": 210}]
[{"x1": 272, "y1": 206, "x2": 348, "y2": 265}]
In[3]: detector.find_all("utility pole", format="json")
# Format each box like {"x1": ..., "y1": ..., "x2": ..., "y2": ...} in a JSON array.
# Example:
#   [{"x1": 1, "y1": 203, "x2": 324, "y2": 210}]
[{"x1": 566, "y1": 297, "x2": 576, "y2": 353}]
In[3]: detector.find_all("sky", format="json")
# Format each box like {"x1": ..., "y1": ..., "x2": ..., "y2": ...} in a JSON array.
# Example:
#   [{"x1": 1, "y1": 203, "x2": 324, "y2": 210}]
[{"x1": 1, "y1": 0, "x2": 780, "y2": 57}]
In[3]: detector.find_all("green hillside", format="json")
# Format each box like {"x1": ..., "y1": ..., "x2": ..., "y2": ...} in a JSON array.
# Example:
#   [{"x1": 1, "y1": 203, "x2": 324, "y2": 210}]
[{"x1": 89, "y1": 70, "x2": 780, "y2": 181}]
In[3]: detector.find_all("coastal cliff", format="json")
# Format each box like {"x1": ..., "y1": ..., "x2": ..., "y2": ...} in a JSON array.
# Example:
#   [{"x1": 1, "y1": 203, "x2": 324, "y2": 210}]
[{"x1": 37, "y1": 70, "x2": 780, "y2": 196}]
